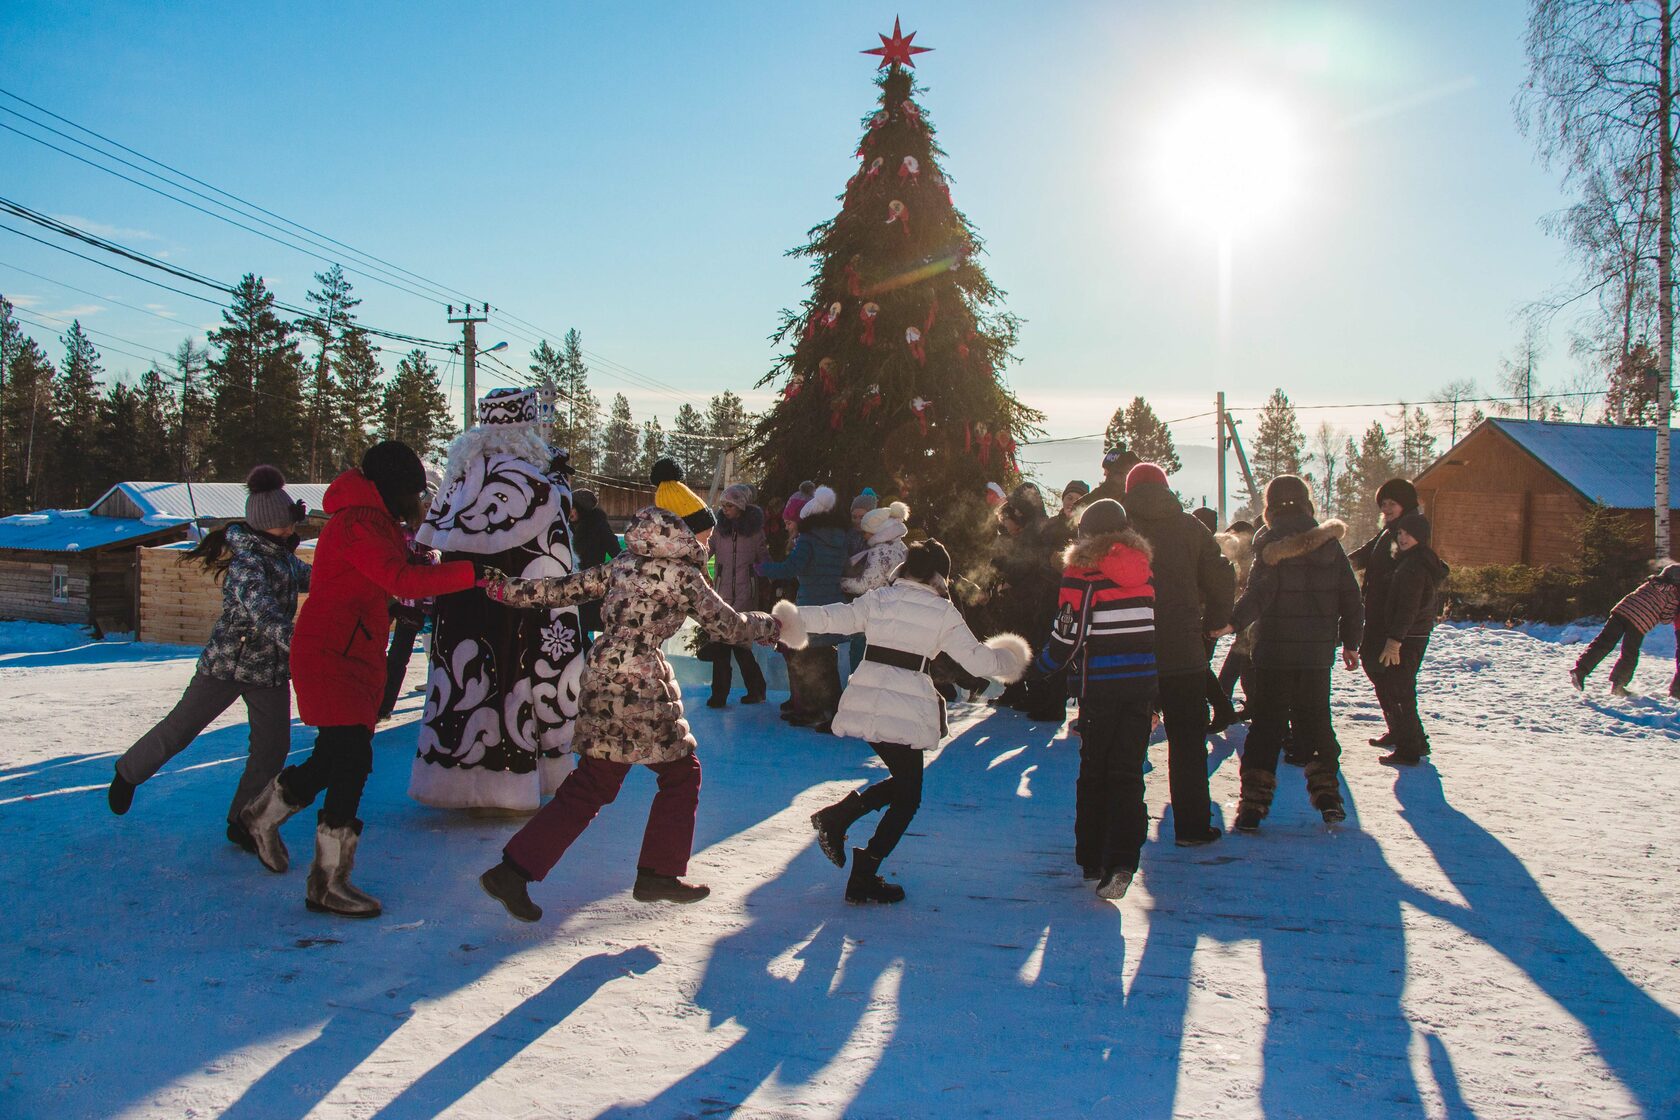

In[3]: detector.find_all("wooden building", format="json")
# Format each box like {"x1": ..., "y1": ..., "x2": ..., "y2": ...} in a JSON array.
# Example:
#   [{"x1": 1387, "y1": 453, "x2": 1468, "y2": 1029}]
[
  {"x1": 0, "y1": 479, "x2": 329, "y2": 635},
  {"x1": 137, "y1": 541, "x2": 315, "y2": 646},
  {"x1": 1414, "y1": 419, "x2": 1677, "y2": 569}
]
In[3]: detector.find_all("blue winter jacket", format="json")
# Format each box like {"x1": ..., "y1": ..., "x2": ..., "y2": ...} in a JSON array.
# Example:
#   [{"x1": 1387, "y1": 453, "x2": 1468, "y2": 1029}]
[{"x1": 759, "y1": 525, "x2": 848, "y2": 607}]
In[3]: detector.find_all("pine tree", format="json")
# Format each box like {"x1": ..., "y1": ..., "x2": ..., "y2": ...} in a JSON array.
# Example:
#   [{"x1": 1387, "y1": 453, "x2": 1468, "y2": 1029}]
[
  {"x1": 1333, "y1": 435, "x2": 1362, "y2": 528},
  {"x1": 207, "y1": 274, "x2": 306, "y2": 479},
  {"x1": 301, "y1": 264, "x2": 360, "y2": 480},
  {"x1": 336, "y1": 328, "x2": 384, "y2": 471},
  {"x1": 1345, "y1": 421, "x2": 1400, "y2": 540},
  {"x1": 135, "y1": 365, "x2": 177, "y2": 479},
  {"x1": 752, "y1": 37, "x2": 1042, "y2": 551},
  {"x1": 666, "y1": 403, "x2": 711, "y2": 479},
  {"x1": 1602, "y1": 340, "x2": 1659, "y2": 425},
  {"x1": 706, "y1": 390, "x2": 750, "y2": 445},
  {"x1": 53, "y1": 321, "x2": 103, "y2": 506},
  {"x1": 378, "y1": 349, "x2": 453, "y2": 459},
  {"x1": 637, "y1": 417, "x2": 666, "y2": 479},
  {"x1": 1430, "y1": 378, "x2": 1481, "y2": 445},
  {"x1": 534, "y1": 330, "x2": 602, "y2": 471},
  {"x1": 1391, "y1": 404, "x2": 1437, "y2": 477},
  {"x1": 1103, "y1": 397, "x2": 1181, "y2": 473},
  {"x1": 93, "y1": 381, "x2": 143, "y2": 497},
  {"x1": 172, "y1": 339, "x2": 212, "y2": 481},
  {"x1": 1249, "y1": 388, "x2": 1306, "y2": 491},
  {"x1": 1308, "y1": 422, "x2": 1341, "y2": 516},
  {"x1": 0, "y1": 299, "x2": 59, "y2": 513},
  {"x1": 601, "y1": 393, "x2": 638, "y2": 478}
]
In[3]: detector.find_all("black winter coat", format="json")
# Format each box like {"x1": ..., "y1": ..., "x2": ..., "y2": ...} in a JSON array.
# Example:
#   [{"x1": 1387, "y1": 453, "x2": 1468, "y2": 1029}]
[
  {"x1": 1349, "y1": 524, "x2": 1403, "y2": 655},
  {"x1": 1233, "y1": 514, "x2": 1363, "y2": 668},
  {"x1": 1384, "y1": 544, "x2": 1449, "y2": 642},
  {"x1": 570, "y1": 505, "x2": 623, "y2": 632},
  {"x1": 991, "y1": 514, "x2": 1061, "y2": 646},
  {"x1": 197, "y1": 524, "x2": 312, "y2": 689},
  {"x1": 1123, "y1": 483, "x2": 1236, "y2": 676}
]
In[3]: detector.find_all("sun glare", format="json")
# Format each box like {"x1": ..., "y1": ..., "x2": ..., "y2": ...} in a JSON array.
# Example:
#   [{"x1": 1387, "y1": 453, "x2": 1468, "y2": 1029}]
[{"x1": 1153, "y1": 88, "x2": 1303, "y2": 236}]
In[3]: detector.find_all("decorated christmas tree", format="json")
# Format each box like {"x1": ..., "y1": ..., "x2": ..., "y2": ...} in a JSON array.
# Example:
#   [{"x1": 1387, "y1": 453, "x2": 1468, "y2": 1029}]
[{"x1": 753, "y1": 20, "x2": 1041, "y2": 540}]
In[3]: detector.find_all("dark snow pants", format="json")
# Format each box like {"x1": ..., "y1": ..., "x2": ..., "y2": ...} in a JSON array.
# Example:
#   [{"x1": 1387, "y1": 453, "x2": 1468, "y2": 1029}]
[
  {"x1": 1074, "y1": 693, "x2": 1152, "y2": 874},
  {"x1": 853, "y1": 743, "x2": 925, "y2": 863},
  {"x1": 1157, "y1": 671, "x2": 1215, "y2": 841},
  {"x1": 1218, "y1": 647, "x2": 1253, "y2": 707},
  {"x1": 279, "y1": 725, "x2": 374, "y2": 830},
  {"x1": 503, "y1": 752, "x2": 702, "y2": 880},
  {"x1": 1575, "y1": 614, "x2": 1645, "y2": 688},
  {"x1": 1373, "y1": 636, "x2": 1431, "y2": 756},
  {"x1": 1241, "y1": 665, "x2": 1343, "y2": 808},
  {"x1": 379, "y1": 617, "x2": 423, "y2": 719},
  {"x1": 116, "y1": 672, "x2": 291, "y2": 825},
  {"x1": 710, "y1": 643, "x2": 766, "y2": 702}
]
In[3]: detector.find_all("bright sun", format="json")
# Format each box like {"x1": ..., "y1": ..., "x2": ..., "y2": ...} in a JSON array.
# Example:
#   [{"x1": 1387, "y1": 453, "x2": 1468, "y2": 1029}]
[{"x1": 1152, "y1": 88, "x2": 1303, "y2": 236}]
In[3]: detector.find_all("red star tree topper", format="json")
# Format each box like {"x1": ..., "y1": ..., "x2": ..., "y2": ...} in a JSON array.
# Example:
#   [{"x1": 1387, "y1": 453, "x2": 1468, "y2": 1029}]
[
  {"x1": 753, "y1": 21, "x2": 1042, "y2": 569},
  {"x1": 862, "y1": 16, "x2": 933, "y2": 69}
]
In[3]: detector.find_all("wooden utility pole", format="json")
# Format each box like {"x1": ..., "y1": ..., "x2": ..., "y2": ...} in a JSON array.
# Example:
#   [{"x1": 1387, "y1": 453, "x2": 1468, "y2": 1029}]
[
  {"x1": 1659, "y1": 2, "x2": 1675, "y2": 560},
  {"x1": 448, "y1": 303, "x2": 490, "y2": 429},
  {"x1": 1216, "y1": 391, "x2": 1227, "y2": 527}
]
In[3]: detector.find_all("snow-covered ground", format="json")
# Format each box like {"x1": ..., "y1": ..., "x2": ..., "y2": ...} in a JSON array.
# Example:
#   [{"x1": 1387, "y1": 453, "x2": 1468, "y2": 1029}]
[{"x1": 0, "y1": 620, "x2": 1676, "y2": 1120}]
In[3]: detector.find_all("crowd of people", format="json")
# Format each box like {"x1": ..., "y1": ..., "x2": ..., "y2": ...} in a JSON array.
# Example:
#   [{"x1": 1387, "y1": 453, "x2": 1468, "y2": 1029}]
[{"x1": 103, "y1": 411, "x2": 1679, "y2": 921}]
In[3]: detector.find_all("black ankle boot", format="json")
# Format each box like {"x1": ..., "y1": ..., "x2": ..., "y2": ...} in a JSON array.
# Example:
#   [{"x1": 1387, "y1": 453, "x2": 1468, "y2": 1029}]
[
  {"x1": 633, "y1": 868, "x2": 710, "y2": 903},
  {"x1": 846, "y1": 848, "x2": 905, "y2": 904},
  {"x1": 811, "y1": 792, "x2": 865, "y2": 868},
  {"x1": 480, "y1": 858, "x2": 542, "y2": 922},
  {"x1": 108, "y1": 768, "x2": 136, "y2": 815}
]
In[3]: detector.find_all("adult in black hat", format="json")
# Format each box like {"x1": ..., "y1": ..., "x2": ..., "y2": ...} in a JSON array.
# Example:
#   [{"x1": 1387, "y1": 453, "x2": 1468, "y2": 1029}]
[{"x1": 1348, "y1": 478, "x2": 1420, "y2": 747}]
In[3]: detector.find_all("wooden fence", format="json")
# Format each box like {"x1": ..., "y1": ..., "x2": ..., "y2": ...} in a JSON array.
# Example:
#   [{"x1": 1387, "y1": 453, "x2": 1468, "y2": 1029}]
[{"x1": 137, "y1": 543, "x2": 313, "y2": 646}]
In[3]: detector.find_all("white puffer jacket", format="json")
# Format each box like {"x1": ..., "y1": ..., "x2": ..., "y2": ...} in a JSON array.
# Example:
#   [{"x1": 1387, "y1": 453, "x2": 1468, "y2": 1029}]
[{"x1": 775, "y1": 577, "x2": 1030, "y2": 750}]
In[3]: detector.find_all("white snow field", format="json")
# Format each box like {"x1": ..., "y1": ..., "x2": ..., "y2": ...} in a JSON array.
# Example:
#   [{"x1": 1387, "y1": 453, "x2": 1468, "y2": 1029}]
[{"x1": 0, "y1": 619, "x2": 1676, "y2": 1120}]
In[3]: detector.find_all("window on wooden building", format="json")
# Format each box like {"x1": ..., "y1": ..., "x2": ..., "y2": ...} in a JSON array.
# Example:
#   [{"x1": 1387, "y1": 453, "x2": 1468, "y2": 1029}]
[{"x1": 51, "y1": 565, "x2": 69, "y2": 604}]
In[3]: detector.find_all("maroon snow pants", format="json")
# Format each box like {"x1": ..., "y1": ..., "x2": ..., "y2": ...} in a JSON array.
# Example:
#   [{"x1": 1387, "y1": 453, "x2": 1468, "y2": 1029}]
[{"x1": 503, "y1": 752, "x2": 702, "y2": 880}]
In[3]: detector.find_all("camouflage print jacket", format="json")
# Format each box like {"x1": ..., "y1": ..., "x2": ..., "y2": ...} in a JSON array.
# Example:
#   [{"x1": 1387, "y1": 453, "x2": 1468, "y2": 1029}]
[
  {"x1": 197, "y1": 523, "x2": 313, "y2": 689},
  {"x1": 487, "y1": 505, "x2": 776, "y2": 765}
]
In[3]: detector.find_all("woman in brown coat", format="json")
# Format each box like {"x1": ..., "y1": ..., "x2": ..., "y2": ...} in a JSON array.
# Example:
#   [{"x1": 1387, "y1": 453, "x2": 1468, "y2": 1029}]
[{"x1": 476, "y1": 500, "x2": 779, "y2": 922}]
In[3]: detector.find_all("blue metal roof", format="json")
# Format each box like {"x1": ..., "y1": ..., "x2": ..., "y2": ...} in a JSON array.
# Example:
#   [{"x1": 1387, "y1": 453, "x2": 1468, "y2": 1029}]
[
  {"x1": 0, "y1": 509, "x2": 190, "y2": 553},
  {"x1": 1489, "y1": 419, "x2": 1680, "y2": 509}
]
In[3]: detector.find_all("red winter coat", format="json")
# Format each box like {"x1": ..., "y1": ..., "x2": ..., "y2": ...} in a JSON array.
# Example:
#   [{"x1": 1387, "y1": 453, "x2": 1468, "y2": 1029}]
[{"x1": 290, "y1": 469, "x2": 476, "y2": 728}]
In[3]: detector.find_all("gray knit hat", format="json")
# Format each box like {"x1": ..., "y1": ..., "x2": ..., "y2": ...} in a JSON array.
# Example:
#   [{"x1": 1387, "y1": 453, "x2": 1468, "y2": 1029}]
[
  {"x1": 244, "y1": 465, "x2": 304, "y2": 531},
  {"x1": 851, "y1": 488, "x2": 879, "y2": 514},
  {"x1": 720, "y1": 483, "x2": 754, "y2": 510}
]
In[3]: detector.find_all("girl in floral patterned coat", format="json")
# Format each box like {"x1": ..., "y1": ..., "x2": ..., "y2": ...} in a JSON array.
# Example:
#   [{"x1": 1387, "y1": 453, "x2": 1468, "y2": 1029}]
[{"x1": 477, "y1": 501, "x2": 780, "y2": 922}]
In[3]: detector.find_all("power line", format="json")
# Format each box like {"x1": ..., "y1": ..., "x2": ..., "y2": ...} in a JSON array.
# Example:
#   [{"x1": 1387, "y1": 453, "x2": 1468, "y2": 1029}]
[
  {"x1": 12, "y1": 308, "x2": 165, "y2": 365},
  {"x1": 0, "y1": 196, "x2": 455, "y2": 351},
  {"x1": 0, "y1": 90, "x2": 485, "y2": 310},
  {"x1": 0, "y1": 257, "x2": 201, "y2": 326}
]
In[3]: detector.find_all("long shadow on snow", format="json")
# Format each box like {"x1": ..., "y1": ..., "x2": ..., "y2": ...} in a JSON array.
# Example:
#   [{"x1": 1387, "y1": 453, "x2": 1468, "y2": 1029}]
[
  {"x1": 598, "y1": 710, "x2": 1145, "y2": 1120},
  {"x1": 0, "y1": 640, "x2": 196, "y2": 670},
  {"x1": 1394, "y1": 764, "x2": 1680, "y2": 1118},
  {"x1": 0, "y1": 696, "x2": 832, "y2": 1120}
]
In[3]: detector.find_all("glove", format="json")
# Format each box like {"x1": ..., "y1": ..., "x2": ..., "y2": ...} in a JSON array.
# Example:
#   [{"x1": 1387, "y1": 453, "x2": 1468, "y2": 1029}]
[{"x1": 477, "y1": 567, "x2": 511, "y2": 602}]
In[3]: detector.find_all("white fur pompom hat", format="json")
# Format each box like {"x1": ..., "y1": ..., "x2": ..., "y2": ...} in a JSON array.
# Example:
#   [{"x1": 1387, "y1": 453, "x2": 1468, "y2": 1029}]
[
  {"x1": 860, "y1": 500, "x2": 909, "y2": 536},
  {"x1": 799, "y1": 485, "x2": 838, "y2": 519}
]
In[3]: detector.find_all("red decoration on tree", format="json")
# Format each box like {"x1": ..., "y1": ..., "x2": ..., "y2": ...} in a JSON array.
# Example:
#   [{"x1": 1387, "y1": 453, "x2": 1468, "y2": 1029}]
[
  {"x1": 859, "y1": 301, "x2": 880, "y2": 346},
  {"x1": 862, "y1": 17, "x2": 934, "y2": 69},
  {"x1": 996, "y1": 431, "x2": 1018, "y2": 471},
  {"x1": 899, "y1": 155, "x2": 920, "y2": 185},
  {"x1": 830, "y1": 397, "x2": 848, "y2": 431},
  {"x1": 903, "y1": 100, "x2": 923, "y2": 125},
  {"x1": 887, "y1": 199, "x2": 910, "y2": 237},
  {"x1": 925, "y1": 292, "x2": 939, "y2": 334},
  {"x1": 821, "y1": 301, "x2": 843, "y2": 330},
  {"x1": 977, "y1": 422, "x2": 995, "y2": 466},
  {"x1": 783, "y1": 374, "x2": 805, "y2": 402},
  {"x1": 956, "y1": 330, "x2": 972, "y2": 368},
  {"x1": 817, "y1": 357, "x2": 838, "y2": 393},
  {"x1": 844, "y1": 255, "x2": 863, "y2": 296},
  {"x1": 864, "y1": 155, "x2": 884, "y2": 183},
  {"x1": 905, "y1": 325, "x2": 926, "y2": 365},
  {"x1": 860, "y1": 383, "x2": 883, "y2": 419},
  {"x1": 910, "y1": 395, "x2": 934, "y2": 436}
]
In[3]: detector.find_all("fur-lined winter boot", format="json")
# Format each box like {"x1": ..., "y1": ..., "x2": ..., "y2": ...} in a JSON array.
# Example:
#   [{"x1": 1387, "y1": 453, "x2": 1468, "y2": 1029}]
[
  {"x1": 239, "y1": 776, "x2": 305, "y2": 873},
  {"x1": 305, "y1": 815, "x2": 382, "y2": 918},
  {"x1": 633, "y1": 868, "x2": 711, "y2": 903},
  {"x1": 1234, "y1": 769, "x2": 1277, "y2": 832},
  {"x1": 811, "y1": 792, "x2": 868, "y2": 868},
  {"x1": 846, "y1": 848, "x2": 906, "y2": 904}
]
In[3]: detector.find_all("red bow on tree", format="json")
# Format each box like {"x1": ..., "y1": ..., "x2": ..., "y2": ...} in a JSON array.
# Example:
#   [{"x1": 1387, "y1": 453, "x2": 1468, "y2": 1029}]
[
  {"x1": 887, "y1": 199, "x2": 910, "y2": 238},
  {"x1": 860, "y1": 384, "x2": 883, "y2": 419},
  {"x1": 783, "y1": 375, "x2": 804, "y2": 402},
  {"x1": 899, "y1": 155, "x2": 920, "y2": 186},
  {"x1": 905, "y1": 325, "x2": 926, "y2": 365},
  {"x1": 910, "y1": 396, "x2": 933, "y2": 436},
  {"x1": 844, "y1": 256, "x2": 863, "y2": 297},
  {"x1": 859, "y1": 302, "x2": 880, "y2": 346},
  {"x1": 817, "y1": 357, "x2": 837, "y2": 393}
]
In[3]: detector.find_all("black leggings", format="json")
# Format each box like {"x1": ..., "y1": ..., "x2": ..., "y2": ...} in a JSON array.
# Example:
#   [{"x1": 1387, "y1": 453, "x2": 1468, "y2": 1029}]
[
  {"x1": 1575, "y1": 615, "x2": 1645, "y2": 687},
  {"x1": 279, "y1": 725, "x2": 374, "y2": 829},
  {"x1": 856, "y1": 743, "x2": 925, "y2": 862}
]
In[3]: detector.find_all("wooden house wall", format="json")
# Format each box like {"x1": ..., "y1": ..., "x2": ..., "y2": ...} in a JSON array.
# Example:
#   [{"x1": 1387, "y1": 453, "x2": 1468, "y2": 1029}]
[
  {"x1": 1416, "y1": 425, "x2": 1591, "y2": 568},
  {"x1": 137, "y1": 546, "x2": 312, "y2": 646},
  {"x1": 0, "y1": 554, "x2": 95, "y2": 625}
]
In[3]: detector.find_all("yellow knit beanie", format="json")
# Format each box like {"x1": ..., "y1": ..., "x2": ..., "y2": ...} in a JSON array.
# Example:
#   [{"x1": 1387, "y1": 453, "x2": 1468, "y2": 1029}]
[{"x1": 651, "y1": 458, "x2": 716, "y2": 533}]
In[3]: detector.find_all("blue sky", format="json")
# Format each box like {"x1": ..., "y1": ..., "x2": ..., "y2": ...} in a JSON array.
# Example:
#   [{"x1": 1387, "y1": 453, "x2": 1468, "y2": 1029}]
[{"x1": 0, "y1": 1, "x2": 1577, "y2": 459}]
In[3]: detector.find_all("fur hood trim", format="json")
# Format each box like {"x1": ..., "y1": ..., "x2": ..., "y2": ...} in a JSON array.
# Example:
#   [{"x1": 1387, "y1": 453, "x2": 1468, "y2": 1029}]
[
  {"x1": 771, "y1": 600, "x2": 807, "y2": 651},
  {"x1": 1259, "y1": 519, "x2": 1347, "y2": 565},
  {"x1": 715, "y1": 503, "x2": 764, "y2": 537},
  {"x1": 984, "y1": 633, "x2": 1032, "y2": 684},
  {"x1": 1062, "y1": 528, "x2": 1152, "y2": 570},
  {"x1": 1216, "y1": 528, "x2": 1254, "y2": 559}
]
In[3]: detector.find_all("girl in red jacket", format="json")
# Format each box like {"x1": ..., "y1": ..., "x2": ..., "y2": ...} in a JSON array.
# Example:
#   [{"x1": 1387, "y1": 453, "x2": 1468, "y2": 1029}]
[{"x1": 240, "y1": 442, "x2": 477, "y2": 917}]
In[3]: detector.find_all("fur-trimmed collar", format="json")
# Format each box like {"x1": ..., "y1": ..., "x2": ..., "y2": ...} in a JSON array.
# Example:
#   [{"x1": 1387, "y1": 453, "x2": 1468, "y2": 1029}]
[
  {"x1": 1259, "y1": 519, "x2": 1347, "y2": 564},
  {"x1": 1216, "y1": 529, "x2": 1254, "y2": 561},
  {"x1": 1061, "y1": 528, "x2": 1153, "y2": 569},
  {"x1": 715, "y1": 503, "x2": 764, "y2": 537}
]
